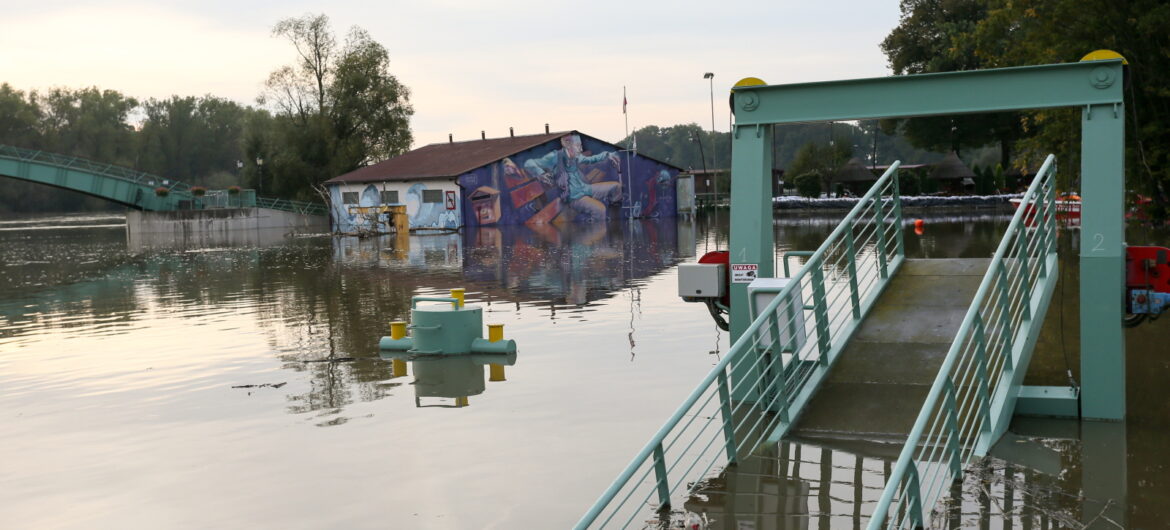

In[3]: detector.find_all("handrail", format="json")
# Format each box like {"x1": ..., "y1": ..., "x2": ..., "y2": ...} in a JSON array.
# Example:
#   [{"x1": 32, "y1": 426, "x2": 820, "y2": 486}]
[
  {"x1": 868, "y1": 154, "x2": 1059, "y2": 529},
  {"x1": 578, "y1": 162, "x2": 905, "y2": 529}
]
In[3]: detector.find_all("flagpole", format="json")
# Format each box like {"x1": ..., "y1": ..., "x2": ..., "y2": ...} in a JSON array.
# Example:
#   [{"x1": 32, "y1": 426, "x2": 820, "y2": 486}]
[{"x1": 623, "y1": 87, "x2": 634, "y2": 220}]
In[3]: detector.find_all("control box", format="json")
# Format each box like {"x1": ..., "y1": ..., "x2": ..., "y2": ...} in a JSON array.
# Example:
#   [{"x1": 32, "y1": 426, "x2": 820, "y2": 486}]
[
  {"x1": 678, "y1": 263, "x2": 725, "y2": 299},
  {"x1": 748, "y1": 277, "x2": 807, "y2": 352}
]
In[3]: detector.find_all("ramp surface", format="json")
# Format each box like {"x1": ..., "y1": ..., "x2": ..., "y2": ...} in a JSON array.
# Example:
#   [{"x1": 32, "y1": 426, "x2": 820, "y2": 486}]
[{"x1": 790, "y1": 258, "x2": 990, "y2": 445}]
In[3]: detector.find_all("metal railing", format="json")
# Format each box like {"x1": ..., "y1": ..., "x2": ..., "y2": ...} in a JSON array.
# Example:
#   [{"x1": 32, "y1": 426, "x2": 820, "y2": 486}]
[
  {"x1": 0, "y1": 144, "x2": 193, "y2": 195},
  {"x1": 869, "y1": 155, "x2": 1058, "y2": 529},
  {"x1": 577, "y1": 163, "x2": 906, "y2": 529},
  {"x1": 0, "y1": 144, "x2": 328, "y2": 216},
  {"x1": 257, "y1": 196, "x2": 329, "y2": 216}
]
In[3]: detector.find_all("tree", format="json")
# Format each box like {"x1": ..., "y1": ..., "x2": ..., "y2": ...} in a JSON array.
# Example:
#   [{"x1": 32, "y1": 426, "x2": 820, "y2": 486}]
[
  {"x1": 970, "y1": 0, "x2": 1170, "y2": 213},
  {"x1": 880, "y1": 0, "x2": 1024, "y2": 167},
  {"x1": 261, "y1": 14, "x2": 413, "y2": 201},
  {"x1": 136, "y1": 96, "x2": 250, "y2": 184},
  {"x1": 794, "y1": 172, "x2": 823, "y2": 198}
]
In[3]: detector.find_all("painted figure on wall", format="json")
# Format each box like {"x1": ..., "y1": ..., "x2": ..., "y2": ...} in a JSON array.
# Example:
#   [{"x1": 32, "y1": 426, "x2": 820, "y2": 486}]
[
  {"x1": 457, "y1": 132, "x2": 679, "y2": 227},
  {"x1": 523, "y1": 134, "x2": 621, "y2": 223}
]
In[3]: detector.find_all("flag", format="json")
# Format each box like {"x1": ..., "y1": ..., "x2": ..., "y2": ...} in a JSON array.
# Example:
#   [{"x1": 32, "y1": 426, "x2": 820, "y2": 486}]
[{"x1": 623, "y1": 95, "x2": 627, "y2": 114}]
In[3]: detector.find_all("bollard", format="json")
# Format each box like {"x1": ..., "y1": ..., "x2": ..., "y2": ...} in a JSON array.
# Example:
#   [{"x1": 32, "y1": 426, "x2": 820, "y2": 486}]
[
  {"x1": 390, "y1": 321, "x2": 408, "y2": 377},
  {"x1": 450, "y1": 288, "x2": 465, "y2": 309},
  {"x1": 456, "y1": 396, "x2": 469, "y2": 408},
  {"x1": 488, "y1": 323, "x2": 507, "y2": 382}
]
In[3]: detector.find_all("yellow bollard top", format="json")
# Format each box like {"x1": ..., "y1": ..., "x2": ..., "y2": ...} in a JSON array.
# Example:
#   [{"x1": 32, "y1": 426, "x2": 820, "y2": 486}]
[
  {"x1": 449, "y1": 288, "x2": 465, "y2": 309},
  {"x1": 390, "y1": 321, "x2": 407, "y2": 340},
  {"x1": 487, "y1": 323, "x2": 504, "y2": 342}
]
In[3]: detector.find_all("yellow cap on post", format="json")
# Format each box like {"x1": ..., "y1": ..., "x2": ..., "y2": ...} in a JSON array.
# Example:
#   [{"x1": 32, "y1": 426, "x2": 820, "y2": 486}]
[
  {"x1": 390, "y1": 321, "x2": 407, "y2": 340},
  {"x1": 450, "y1": 288, "x2": 465, "y2": 309},
  {"x1": 1080, "y1": 49, "x2": 1128, "y2": 65},
  {"x1": 487, "y1": 323, "x2": 504, "y2": 342}
]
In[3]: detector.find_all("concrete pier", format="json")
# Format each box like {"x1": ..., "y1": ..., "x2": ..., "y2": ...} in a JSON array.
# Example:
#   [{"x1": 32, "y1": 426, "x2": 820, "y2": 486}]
[{"x1": 126, "y1": 208, "x2": 328, "y2": 247}]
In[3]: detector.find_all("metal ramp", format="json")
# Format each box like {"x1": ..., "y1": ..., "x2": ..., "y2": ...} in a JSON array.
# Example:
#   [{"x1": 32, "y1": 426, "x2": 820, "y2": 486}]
[
  {"x1": 791, "y1": 258, "x2": 990, "y2": 444},
  {"x1": 577, "y1": 155, "x2": 1060, "y2": 529}
]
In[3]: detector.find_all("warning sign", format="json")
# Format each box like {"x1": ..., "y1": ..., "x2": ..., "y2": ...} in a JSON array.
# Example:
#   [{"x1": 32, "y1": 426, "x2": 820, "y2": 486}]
[{"x1": 731, "y1": 264, "x2": 758, "y2": 284}]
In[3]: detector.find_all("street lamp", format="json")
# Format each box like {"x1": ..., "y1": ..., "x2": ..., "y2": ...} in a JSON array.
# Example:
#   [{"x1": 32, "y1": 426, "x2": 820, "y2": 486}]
[
  {"x1": 703, "y1": 72, "x2": 716, "y2": 202},
  {"x1": 255, "y1": 157, "x2": 264, "y2": 194}
]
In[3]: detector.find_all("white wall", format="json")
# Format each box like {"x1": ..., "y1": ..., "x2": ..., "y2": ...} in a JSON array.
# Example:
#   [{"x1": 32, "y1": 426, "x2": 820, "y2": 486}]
[{"x1": 329, "y1": 178, "x2": 462, "y2": 233}]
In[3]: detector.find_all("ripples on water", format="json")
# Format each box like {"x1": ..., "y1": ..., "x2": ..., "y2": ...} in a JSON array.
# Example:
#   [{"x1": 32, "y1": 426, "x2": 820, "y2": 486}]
[{"x1": 1, "y1": 210, "x2": 1166, "y2": 528}]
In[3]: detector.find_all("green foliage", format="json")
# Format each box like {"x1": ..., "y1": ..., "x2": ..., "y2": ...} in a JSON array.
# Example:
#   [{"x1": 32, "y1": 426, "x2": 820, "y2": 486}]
[
  {"x1": 0, "y1": 13, "x2": 415, "y2": 212},
  {"x1": 880, "y1": 0, "x2": 1024, "y2": 167},
  {"x1": 260, "y1": 14, "x2": 413, "y2": 201},
  {"x1": 794, "y1": 171, "x2": 823, "y2": 198},
  {"x1": 882, "y1": 0, "x2": 1170, "y2": 213},
  {"x1": 898, "y1": 171, "x2": 921, "y2": 196}
]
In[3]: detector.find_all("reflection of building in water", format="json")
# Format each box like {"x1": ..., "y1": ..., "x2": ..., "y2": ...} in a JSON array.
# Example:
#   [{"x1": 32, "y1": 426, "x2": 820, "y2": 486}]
[
  {"x1": 332, "y1": 232, "x2": 463, "y2": 270},
  {"x1": 464, "y1": 219, "x2": 682, "y2": 306}
]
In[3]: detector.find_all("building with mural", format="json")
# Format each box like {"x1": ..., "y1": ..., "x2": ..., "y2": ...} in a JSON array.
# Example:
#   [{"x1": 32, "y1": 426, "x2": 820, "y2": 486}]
[{"x1": 324, "y1": 131, "x2": 683, "y2": 234}]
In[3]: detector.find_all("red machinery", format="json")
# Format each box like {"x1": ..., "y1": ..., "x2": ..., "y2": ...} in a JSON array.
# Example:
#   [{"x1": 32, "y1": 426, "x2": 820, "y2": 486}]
[{"x1": 1125, "y1": 245, "x2": 1170, "y2": 326}]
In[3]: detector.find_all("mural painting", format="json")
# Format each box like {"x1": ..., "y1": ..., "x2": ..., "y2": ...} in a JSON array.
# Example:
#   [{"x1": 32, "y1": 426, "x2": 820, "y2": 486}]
[
  {"x1": 458, "y1": 133, "x2": 678, "y2": 227},
  {"x1": 329, "y1": 182, "x2": 460, "y2": 234}
]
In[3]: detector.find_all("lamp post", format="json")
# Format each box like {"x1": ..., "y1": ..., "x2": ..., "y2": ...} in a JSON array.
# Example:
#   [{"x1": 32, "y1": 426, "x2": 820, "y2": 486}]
[
  {"x1": 255, "y1": 157, "x2": 264, "y2": 194},
  {"x1": 703, "y1": 72, "x2": 716, "y2": 202}
]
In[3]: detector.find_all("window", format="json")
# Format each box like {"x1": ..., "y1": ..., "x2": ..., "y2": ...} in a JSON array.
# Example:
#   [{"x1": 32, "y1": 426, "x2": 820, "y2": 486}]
[
  {"x1": 422, "y1": 189, "x2": 443, "y2": 203},
  {"x1": 342, "y1": 192, "x2": 359, "y2": 204},
  {"x1": 380, "y1": 190, "x2": 399, "y2": 204}
]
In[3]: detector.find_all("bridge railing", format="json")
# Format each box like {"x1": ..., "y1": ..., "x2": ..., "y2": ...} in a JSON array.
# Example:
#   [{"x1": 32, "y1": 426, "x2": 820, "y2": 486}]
[
  {"x1": 256, "y1": 196, "x2": 329, "y2": 216},
  {"x1": 869, "y1": 155, "x2": 1058, "y2": 529},
  {"x1": 577, "y1": 163, "x2": 906, "y2": 529},
  {"x1": 0, "y1": 144, "x2": 193, "y2": 194}
]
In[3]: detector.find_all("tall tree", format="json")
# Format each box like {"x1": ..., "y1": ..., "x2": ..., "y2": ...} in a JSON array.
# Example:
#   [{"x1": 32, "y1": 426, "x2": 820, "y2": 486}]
[
  {"x1": 261, "y1": 14, "x2": 413, "y2": 201},
  {"x1": 970, "y1": 0, "x2": 1170, "y2": 210},
  {"x1": 880, "y1": 0, "x2": 1024, "y2": 166}
]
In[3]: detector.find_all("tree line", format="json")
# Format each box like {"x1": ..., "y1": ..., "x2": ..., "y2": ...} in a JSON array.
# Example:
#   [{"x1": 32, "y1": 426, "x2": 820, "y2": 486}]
[
  {"x1": 881, "y1": 0, "x2": 1170, "y2": 217},
  {"x1": 0, "y1": 14, "x2": 412, "y2": 214}
]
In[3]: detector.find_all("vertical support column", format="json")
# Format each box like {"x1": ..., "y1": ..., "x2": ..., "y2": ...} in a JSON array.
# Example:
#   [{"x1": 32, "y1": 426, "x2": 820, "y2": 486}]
[
  {"x1": 1080, "y1": 102, "x2": 1126, "y2": 421},
  {"x1": 729, "y1": 122, "x2": 775, "y2": 342},
  {"x1": 729, "y1": 107, "x2": 774, "y2": 403}
]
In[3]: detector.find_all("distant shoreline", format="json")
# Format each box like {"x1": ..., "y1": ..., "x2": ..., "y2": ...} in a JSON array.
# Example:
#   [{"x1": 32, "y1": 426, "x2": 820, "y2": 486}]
[{"x1": 771, "y1": 193, "x2": 1020, "y2": 211}]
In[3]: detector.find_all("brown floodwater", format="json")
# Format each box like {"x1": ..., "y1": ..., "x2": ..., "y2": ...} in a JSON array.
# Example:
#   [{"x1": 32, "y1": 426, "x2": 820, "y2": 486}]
[{"x1": 0, "y1": 210, "x2": 1166, "y2": 529}]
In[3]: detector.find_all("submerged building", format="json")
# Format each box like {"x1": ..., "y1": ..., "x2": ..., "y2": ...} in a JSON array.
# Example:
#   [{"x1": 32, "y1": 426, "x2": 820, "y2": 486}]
[{"x1": 324, "y1": 131, "x2": 683, "y2": 234}]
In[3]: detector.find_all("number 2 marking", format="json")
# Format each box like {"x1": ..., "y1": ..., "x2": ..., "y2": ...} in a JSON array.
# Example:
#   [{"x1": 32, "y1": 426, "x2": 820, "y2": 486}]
[{"x1": 1092, "y1": 233, "x2": 1105, "y2": 252}]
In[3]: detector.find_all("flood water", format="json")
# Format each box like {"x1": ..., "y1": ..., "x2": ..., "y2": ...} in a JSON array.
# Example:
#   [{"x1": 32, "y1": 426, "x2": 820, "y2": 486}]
[{"x1": 1, "y1": 210, "x2": 1167, "y2": 529}]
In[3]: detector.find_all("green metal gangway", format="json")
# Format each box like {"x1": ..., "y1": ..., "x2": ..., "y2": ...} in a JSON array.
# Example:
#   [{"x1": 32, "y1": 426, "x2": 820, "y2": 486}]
[
  {"x1": 577, "y1": 155, "x2": 1061, "y2": 529},
  {"x1": 579, "y1": 54, "x2": 1130, "y2": 529},
  {"x1": 0, "y1": 144, "x2": 327, "y2": 216}
]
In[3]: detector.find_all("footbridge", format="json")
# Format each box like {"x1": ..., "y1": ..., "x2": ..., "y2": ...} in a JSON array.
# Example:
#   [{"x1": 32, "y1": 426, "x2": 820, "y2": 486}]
[
  {"x1": 0, "y1": 145, "x2": 326, "y2": 216},
  {"x1": 579, "y1": 55, "x2": 1128, "y2": 528}
]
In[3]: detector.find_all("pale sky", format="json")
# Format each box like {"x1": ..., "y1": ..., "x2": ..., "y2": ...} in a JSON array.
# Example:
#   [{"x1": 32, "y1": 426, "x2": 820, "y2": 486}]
[{"x1": 0, "y1": 1, "x2": 902, "y2": 148}]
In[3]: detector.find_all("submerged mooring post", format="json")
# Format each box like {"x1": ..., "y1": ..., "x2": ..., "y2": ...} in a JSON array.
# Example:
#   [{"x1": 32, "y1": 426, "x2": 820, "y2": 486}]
[{"x1": 379, "y1": 288, "x2": 517, "y2": 357}]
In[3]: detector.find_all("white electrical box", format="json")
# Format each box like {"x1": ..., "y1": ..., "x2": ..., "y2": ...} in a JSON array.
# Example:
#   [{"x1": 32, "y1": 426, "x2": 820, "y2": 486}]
[
  {"x1": 678, "y1": 263, "x2": 725, "y2": 299},
  {"x1": 748, "y1": 277, "x2": 807, "y2": 352}
]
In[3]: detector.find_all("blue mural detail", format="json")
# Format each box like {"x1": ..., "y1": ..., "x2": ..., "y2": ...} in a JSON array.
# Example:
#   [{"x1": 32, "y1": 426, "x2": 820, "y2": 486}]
[{"x1": 458, "y1": 133, "x2": 678, "y2": 227}]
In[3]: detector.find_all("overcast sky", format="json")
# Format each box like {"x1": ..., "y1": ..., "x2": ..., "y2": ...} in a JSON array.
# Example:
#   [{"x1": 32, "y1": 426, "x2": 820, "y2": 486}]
[{"x1": 1, "y1": 1, "x2": 902, "y2": 148}]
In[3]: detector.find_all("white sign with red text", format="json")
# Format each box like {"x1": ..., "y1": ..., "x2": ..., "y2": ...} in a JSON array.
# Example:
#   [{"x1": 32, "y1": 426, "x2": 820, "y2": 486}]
[{"x1": 730, "y1": 264, "x2": 758, "y2": 283}]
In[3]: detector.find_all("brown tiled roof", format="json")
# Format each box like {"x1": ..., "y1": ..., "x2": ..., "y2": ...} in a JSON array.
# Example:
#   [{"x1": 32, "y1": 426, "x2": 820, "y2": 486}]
[{"x1": 325, "y1": 132, "x2": 572, "y2": 184}]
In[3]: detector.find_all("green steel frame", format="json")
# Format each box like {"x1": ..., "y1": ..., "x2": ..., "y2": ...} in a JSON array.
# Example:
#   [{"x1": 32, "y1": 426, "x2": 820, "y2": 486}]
[
  {"x1": 728, "y1": 58, "x2": 1126, "y2": 421},
  {"x1": 0, "y1": 144, "x2": 327, "y2": 216}
]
